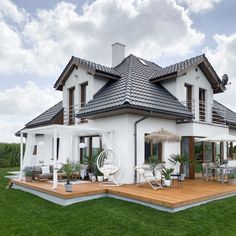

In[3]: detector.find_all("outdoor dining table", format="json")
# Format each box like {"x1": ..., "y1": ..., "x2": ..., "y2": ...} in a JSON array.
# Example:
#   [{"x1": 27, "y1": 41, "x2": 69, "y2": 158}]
[{"x1": 206, "y1": 166, "x2": 236, "y2": 184}]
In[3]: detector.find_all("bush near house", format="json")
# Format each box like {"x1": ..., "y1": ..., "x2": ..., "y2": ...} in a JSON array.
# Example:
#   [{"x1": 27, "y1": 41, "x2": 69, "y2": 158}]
[{"x1": 0, "y1": 143, "x2": 22, "y2": 167}]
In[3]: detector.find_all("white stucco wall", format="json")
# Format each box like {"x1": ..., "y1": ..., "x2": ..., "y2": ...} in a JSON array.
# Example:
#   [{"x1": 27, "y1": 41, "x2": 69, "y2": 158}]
[
  {"x1": 79, "y1": 114, "x2": 181, "y2": 184},
  {"x1": 62, "y1": 67, "x2": 109, "y2": 122},
  {"x1": 177, "y1": 122, "x2": 228, "y2": 137},
  {"x1": 229, "y1": 128, "x2": 236, "y2": 137},
  {"x1": 161, "y1": 66, "x2": 214, "y2": 122}
]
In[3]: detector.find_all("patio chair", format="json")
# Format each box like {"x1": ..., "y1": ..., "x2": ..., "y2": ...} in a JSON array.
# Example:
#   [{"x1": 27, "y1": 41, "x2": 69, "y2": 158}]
[{"x1": 135, "y1": 166, "x2": 163, "y2": 190}]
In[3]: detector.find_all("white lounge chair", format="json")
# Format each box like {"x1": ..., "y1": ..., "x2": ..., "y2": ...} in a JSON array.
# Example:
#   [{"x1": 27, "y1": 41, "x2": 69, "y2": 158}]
[{"x1": 135, "y1": 166, "x2": 163, "y2": 190}]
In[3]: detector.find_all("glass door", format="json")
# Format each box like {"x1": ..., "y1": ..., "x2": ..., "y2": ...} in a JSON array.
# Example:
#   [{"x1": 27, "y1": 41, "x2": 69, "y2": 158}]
[{"x1": 194, "y1": 141, "x2": 203, "y2": 178}]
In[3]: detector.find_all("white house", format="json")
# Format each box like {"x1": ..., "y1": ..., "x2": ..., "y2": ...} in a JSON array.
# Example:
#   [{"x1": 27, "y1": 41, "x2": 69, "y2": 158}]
[{"x1": 17, "y1": 42, "x2": 236, "y2": 184}]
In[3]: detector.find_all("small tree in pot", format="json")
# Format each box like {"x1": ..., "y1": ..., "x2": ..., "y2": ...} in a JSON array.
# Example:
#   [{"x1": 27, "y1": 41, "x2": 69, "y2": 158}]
[
  {"x1": 62, "y1": 159, "x2": 74, "y2": 192},
  {"x1": 162, "y1": 167, "x2": 174, "y2": 186},
  {"x1": 23, "y1": 166, "x2": 34, "y2": 182},
  {"x1": 83, "y1": 152, "x2": 99, "y2": 180},
  {"x1": 169, "y1": 154, "x2": 189, "y2": 180}
]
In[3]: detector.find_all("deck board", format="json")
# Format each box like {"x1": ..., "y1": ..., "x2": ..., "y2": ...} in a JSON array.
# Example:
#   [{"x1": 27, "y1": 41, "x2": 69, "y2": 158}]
[{"x1": 11, "y1": 179, "x2": 236, "y2": 209}]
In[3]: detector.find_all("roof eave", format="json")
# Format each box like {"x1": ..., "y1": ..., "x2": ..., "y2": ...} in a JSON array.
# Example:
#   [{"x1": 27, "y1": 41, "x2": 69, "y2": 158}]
[
  {"x1": 149, "y1": 72, "x2": 177, "y2": 83},
  {"x1": 77, "y1": 104, "x2": 193, "y2": 120},
  {"x1": 54, "y1": 58, "x2": 121, "y2": 91}
]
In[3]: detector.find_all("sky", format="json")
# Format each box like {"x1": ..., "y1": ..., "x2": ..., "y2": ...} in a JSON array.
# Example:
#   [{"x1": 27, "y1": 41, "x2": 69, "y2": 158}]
[{"x1": 0, "y1": 0, "x2": 236, "y2": 142}]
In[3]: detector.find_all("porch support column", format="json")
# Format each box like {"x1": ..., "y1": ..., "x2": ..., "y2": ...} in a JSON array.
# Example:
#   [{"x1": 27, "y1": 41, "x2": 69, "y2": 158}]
[
  {"x1": 189, "y1": 136, "x2": 195, "y2": 179},
  {"x1": 220, "y1": 142, "x2": 224, "y2": 164},
  {"x1": 52, "y1": 127, "x2": 58, "y2": 189},
  {"x1": 230, "y1": 142, "x2": 233, "y2": 159},
  {"x1": 19, "y1": 131, "x2": 24, "y2": 180}
]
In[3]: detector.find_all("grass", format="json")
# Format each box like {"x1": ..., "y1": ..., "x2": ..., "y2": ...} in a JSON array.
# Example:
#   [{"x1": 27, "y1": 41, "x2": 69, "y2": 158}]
[{"x1": 1, "y1": 168, "x2": 236, "y2": 236}]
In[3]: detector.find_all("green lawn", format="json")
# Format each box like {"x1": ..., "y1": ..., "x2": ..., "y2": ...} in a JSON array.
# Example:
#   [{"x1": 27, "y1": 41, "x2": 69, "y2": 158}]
[{"x1": 1, "y1": 168, "x2": 236, "y2": 236}]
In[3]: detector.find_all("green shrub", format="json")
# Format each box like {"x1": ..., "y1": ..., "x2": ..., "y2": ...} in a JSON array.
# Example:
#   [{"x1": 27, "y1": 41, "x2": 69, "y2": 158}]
[{"x1": 0, "y1": 143, "x2": 24, "y2": 167}]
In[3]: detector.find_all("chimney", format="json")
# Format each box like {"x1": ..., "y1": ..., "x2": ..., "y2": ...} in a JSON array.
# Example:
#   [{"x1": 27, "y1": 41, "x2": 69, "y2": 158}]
[{"x1": 112, "y1": 42, "x2": 125, "y2": 67}]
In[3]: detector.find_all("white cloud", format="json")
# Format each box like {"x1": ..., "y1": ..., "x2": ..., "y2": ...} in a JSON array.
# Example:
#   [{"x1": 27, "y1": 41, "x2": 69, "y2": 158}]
[
  {"x1": 0, "y1": 119, "x2": 24, "y2": 143},
  {"x1": 0, "y1": 0, "x2": 204, "y2": 77},
  {"x1": 0, "y1": 81, "x2": 61, "y2": 142},
  {"x1": 0, "y1": 0, "x2": 26, "y2": 23},
  {"x1": 205, "y1": 33, "x2": 236, "y2": 111},
  {"x1": 177, "y1": 0, "x2": 222, "y2": 13},
  {"x1": 0, "y1": 81, "x2": 61, "y2": 116}
]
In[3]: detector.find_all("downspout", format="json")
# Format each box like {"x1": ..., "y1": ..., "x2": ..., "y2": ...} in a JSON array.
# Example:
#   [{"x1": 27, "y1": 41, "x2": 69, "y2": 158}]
[{"x1": 134, "y1": 112, "x2": 152, "y2": 183}]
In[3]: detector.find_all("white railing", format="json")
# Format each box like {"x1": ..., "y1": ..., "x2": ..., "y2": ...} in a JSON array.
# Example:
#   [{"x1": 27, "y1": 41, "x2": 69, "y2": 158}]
[
  {"x1": 64, "y1": 104, "x2": 88, "y2": 125},
  {"x1": 180, "y1": 99, "x2": 226, "y2": 125},
  {"x1": 64, "y1": 104, "x2": 78, "y2": 125}
]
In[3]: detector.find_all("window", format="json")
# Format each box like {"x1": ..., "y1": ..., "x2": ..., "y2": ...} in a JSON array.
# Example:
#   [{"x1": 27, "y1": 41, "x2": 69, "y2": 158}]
[
  {"x1": 68, "y1": 87, "x2": 75, "y2": 125},
  {"x1": 184, "y1": 84, "x2": 192, "y2": 111},
  {"x1": 80, "y1": 136, "x2": 102, "y2": 163},
  {"x1": 199, "y1": 88, "x2": 206, "y2": 122},
  {"x1": 81, "y1": 82, "x2": 88, "y2": 107},
  {"x1": 32, "y1": 145, "x2": 37, "y2": 155},
  {"x1": 144, "y1": 134, "x2": 162, "y2": 162}
]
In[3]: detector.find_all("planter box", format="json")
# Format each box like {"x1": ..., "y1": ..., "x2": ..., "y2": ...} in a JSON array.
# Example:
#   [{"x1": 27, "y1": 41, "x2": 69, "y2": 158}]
[{"x1": 228, "y1": 179, "x2": 236, "y2": 185}]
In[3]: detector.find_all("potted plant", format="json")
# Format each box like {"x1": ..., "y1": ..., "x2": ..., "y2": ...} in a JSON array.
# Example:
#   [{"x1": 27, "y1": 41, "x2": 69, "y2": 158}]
[
  {"x1": 169, "y1": 154, "x2": 189, "y2": 180},
  {"x1": 23, "y1": 166, "x2": 33, "y2": 182},
  {"x1": 83, "y1": 152, "x2": 99, "y2": 180},
  {"x1": 62, "y1": 160, "x2": 74, "y2": 192},
  {"x1": 162, "y1": 167, "x2": 174, "y2": 186},
  {"x1": 96, "y1": 166, "x2": 104, "y2": 182},
  {"x1": 228, "y1": 172, "x2": 236, "y2": 185}
]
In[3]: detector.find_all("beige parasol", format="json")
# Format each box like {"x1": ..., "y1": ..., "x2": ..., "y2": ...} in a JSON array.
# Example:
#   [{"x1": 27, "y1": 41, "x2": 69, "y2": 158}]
[{"x1": 145, "y1": 128, "x2": 181, "y2": 144}]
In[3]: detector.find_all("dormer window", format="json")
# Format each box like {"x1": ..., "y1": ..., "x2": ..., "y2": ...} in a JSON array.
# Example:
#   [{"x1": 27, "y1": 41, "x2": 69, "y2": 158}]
[{"x1": 81, "y1": 82, "x2": 88, "y2": 107}]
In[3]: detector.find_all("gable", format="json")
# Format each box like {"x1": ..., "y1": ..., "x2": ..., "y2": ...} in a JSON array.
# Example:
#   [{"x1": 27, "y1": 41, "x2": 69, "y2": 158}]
[
  {"x1": 150, "y1": 54, "x2": 225, "y2": 94},
  {"x1": 54, "y1": 56, "x2": 121, "y2": 91}
]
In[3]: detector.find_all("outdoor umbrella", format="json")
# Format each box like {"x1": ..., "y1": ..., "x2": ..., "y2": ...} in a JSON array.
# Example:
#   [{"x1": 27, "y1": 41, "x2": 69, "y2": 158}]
[
  {"x1": 145, "y1": 128, "x2": 181, "y2": 183},
  {"x1": 145, "y1": 128, "x2": 181, "y2": 143}
]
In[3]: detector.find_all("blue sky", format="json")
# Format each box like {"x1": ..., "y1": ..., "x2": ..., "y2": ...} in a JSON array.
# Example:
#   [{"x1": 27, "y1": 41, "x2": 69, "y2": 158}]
[{"x1": 0, "y1": 0, "x2": 236, "y2": 142}]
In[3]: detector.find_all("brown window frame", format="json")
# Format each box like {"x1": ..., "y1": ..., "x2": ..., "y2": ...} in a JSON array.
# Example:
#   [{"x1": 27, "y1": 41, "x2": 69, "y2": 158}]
[
  {"x1": 80, "y1": 82, "x2": 88, "y2": 107},
  {"x1": 199, "y1": 88, "x2": 206, "y2": 122},
  {"x1": 68, "y1": 87, "x2": 75, "y2": 125},
  {"x1": 185, "y1": 83, "x2": 192, "y2": 112}
]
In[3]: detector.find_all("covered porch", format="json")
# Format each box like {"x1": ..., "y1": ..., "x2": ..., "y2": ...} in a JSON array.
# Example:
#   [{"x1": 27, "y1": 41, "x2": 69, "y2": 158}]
[
  {"x1": 11, "y1": 178, "x2": 236, "y2": 212},
  {"x1": 19, "y1": 124, "x2": 114, "y2": 188}
]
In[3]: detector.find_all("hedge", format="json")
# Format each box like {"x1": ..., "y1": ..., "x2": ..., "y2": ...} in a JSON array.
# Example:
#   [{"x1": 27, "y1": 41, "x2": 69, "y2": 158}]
[{"x1": 0, "y1": 143, "x2": 23, "y2": 167}]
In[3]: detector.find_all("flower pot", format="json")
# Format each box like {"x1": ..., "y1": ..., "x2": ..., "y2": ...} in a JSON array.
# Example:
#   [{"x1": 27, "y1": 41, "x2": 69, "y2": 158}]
[
  {"x1": 164, "y1": 179, "x2": 171, "y2": 187},
  {"x1": 80, "y1": 165, "x2": 87, "y2": 180},
  {"x1": 179, "y1": 174, "x2": 185, "y2": 181},
  {"x1": 65, "y1": 183, "x2": 72, "y2": 192},
  {"x1": 88, "y1": 173, "x2": 93, "y2": 180},
  {"x1": 91, "y1": 176, "x2": 96, "y2": 182},
  {"x1": 25, "y1": 176, "x2": 32, "y2": 182},
  {"x1": 97, "y1": 176, "x2": 104, "y2": 182}
]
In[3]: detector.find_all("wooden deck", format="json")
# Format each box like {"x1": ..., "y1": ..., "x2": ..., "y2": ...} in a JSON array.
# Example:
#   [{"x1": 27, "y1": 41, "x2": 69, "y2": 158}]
[{"x1": 11, "y1": 179, "x2": 236, "y2": 212}]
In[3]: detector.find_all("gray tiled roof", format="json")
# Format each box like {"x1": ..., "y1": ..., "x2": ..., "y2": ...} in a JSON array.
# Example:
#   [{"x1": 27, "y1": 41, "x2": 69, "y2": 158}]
[
  {"x1": 150, "y1": 54, "x2": 205, "y2": 79},
  {"x1": 72, "y1": 56, "x2": 121, "y2": 77},
  {"x1": 54, "y1": 56, "x2": 121, "y2": 90},
  {"x1": 149, "y1": 54, "x2": 222, "y2": 87},
  {"x1": 213, "y1": 100, "x2": 236, "y2": 125},
  {"x1": 26, "y1": 101, "x2": 63, "y2": 128},
  {"x1": 77, "y1": 54, "x2": 193, "y2": 119}
]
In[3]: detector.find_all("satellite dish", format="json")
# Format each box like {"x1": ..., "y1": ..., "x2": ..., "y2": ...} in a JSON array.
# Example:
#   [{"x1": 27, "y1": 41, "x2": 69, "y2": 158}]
[{"x1": 222, "y1": 74, "x2": 229, "y2": 85}]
